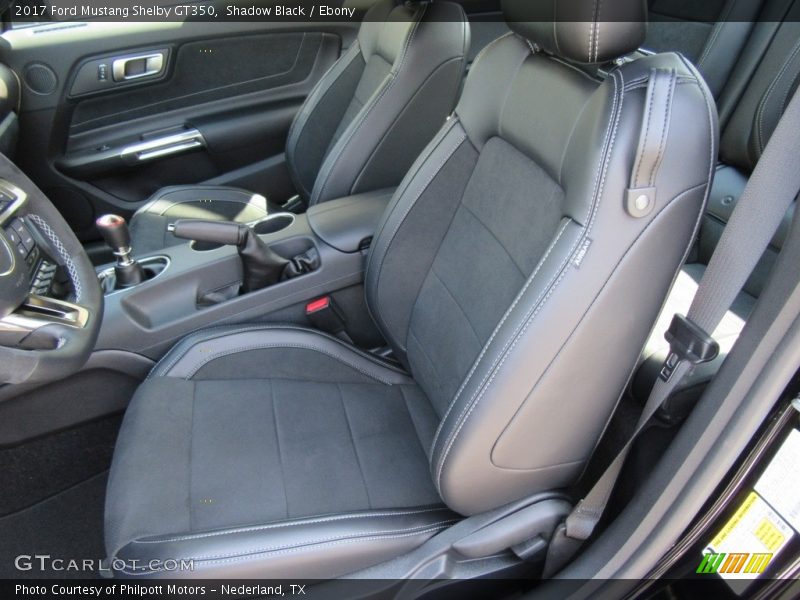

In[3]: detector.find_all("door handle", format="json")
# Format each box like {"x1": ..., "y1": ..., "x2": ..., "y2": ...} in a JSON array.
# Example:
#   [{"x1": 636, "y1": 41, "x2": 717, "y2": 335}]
[
  {"x1": 112, "y1": 52, "x2": 165, "y2": 82},
  {"x1": 120, "y1": 129, "x2": 206, "y2": 163}
]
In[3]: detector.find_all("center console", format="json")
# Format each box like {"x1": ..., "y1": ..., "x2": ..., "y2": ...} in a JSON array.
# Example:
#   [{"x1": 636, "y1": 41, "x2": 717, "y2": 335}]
[{"x1": 95, "y1": 188, "x2": 394, "y2": 359}]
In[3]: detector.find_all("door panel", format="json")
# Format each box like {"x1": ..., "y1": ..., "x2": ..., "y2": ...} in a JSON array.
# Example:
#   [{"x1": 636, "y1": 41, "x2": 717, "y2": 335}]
[{"x1": 0, "y1": 21, "x2": 357, "y2": 239}]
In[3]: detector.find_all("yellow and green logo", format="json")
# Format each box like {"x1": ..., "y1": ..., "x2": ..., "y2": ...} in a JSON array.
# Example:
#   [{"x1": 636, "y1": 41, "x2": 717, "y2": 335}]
[{"x1": 696, "y1": 552, "x2": 773, "y2": 575}]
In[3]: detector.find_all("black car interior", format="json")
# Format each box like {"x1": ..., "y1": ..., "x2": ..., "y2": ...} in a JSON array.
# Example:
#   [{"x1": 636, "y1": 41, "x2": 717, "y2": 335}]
[{"x1": 0, "y1": 0, "x2": 799, "y2": 586}]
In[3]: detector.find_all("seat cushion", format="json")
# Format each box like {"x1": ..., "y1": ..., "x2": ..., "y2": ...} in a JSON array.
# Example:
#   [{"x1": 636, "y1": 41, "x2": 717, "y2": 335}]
[
  {"x1": 105, "y1": 325, "x2": 457, "y2": 578},
  {"x1": 129, "y1": 186, "x2": 273, "y2": 255},
  {"x1": 632, "y1": 263, "x2": 756, "y2": 412}
]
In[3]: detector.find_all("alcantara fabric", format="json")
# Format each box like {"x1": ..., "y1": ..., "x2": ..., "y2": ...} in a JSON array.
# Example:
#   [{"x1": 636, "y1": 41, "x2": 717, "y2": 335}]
[{"x1": 104, "y1": 343, "x2": 442, "y2": 558}]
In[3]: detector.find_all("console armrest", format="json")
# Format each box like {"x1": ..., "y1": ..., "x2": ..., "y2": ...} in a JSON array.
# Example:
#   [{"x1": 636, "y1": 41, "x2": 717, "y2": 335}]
[{"x1": 307, "y1": 188, "x2": 394, "y2": 253}]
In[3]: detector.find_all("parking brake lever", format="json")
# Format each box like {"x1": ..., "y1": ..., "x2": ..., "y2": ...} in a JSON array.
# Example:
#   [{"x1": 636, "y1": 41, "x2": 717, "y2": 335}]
[{"x1": 169, "y1": 219, "x2": 291, "y2": 293}]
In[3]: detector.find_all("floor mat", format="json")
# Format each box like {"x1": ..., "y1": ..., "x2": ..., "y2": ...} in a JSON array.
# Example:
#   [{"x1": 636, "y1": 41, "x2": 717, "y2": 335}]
[
  {"x1": 0, "y1": 415, "x2": 121, "y2": 517},
  {"x1": 0, "y1": 472, "x2": 108, "y2": 579}
]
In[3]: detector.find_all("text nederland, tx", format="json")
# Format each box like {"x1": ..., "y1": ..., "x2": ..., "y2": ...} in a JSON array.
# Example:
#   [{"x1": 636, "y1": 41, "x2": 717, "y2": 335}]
[{"x1": 14, "y1": 584, "x2": 308, "y2": 596}]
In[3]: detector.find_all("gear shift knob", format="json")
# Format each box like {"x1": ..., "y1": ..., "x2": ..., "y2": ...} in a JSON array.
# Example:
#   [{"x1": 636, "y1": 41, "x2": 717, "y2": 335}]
[
  {"x1": 96, "y1": 214, "x2": 144, "y2": 288},
  {"x1": 96, "y1": 214, "x2": 131, "y2": 254}
]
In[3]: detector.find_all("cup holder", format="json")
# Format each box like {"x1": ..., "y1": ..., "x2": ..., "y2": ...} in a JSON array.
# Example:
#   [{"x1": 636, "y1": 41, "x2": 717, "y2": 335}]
[
  {"x1": 189, "y1": 214, "x2": 296, "y2": 252},
  {"x1": 252, "y1": 213, "x2": 295, "y2": 235}
]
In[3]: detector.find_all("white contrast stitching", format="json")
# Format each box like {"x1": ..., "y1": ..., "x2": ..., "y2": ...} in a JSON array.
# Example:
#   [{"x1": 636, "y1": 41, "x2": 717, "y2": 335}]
[
  {"x1": 117, "y1": 523, "x2": 454, "y2": 574},
  {"x1": 430, "y1": 71, "x2": 623, "y2": 462},
  {"x1": 756, "y1": 39, "x2": 800, "y2": 153},
  {"x1": 433, "y1": 70, "x2": 625, "y2": 494},
  {"x1": 311, "y1": 6, "x2": 425, "y2": 205},
  {"x1": 132, "y1": 507, "x2": 450, "y2": 544},
  {"x1": 28, "y1": 214, "x2": 82, "y2": 302},
  {"x1": 181, "y1": 342, "x2": 396, "y2": 384},
  {"x1": 150, "y1": 324, "x2": 408, "y2": 380}
]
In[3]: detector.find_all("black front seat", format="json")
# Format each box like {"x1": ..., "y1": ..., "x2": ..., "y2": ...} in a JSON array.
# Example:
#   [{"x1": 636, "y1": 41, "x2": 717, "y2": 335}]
[
  {"x1": 105, "y1": 0, "x2": 716, "y2": 578},
  {"x1": 128, "y1": 0, "x2": 469, "y2": 254}
]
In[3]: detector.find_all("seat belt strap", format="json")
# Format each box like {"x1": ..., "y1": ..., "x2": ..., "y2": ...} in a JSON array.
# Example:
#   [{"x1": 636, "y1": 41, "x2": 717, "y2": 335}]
[{"x1": 544, "y1": 83, "x2": 800, "y2": 577}]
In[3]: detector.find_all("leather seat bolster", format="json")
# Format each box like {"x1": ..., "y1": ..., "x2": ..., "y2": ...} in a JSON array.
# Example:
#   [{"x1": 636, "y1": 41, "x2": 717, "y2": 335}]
[
  {"x1": 149, "y1": 324, "x2": 413, "y2": 385},
  {"x1": 113, "y1": 507, "x2": 458, "y2": 578}
]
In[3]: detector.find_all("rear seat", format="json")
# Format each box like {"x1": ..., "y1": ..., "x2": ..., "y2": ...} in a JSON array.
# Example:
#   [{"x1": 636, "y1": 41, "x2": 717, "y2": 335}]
[
  {"x1": 644, "y1": 0, "x2": 763, "y2": 104},
  {"x1": 632, "y1": 2, "x2": 800, "y2": 418}
]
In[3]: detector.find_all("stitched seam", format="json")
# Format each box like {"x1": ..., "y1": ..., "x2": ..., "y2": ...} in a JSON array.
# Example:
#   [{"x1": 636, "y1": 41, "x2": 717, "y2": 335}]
[
  {"x1": 183, "y1": 343, "x2": 396, "y2": 384},
  {"x1": 132, "y1": 508, "x2": 450, "y2": 544},
  {"x1": 625, "y1": 74, "x2": 694, "y2": 89},
  {"x1": 595, "y1": 0, "x2": 604, "y2": 62},
  {"x1": 433, "y1": 70, "x2": 625, "y2": 493},
  {"x1": 169, "y1": 520, "x2": 456, "y2": 562},
  {"x1": 187, "y1": 381, "x2": 196, "y2": 532},
  {"x1": 269, "y1": 380, "x2": 290, "y2": 519},
  {"x1": 472, "y1": 32, "x2": 514, "y2": 71},
  {"x1": 350, "y1": 55, "x2": 466, "y2": 194},
  {"x1": 633, "y1": 70, "x2": 656, "y2": 186},
  {"x1": 428, "y1": 219, "x2": 571, "y2": 457},
  {"x1": 153, "y1": 196, "x2": 267, "y2": 218},
  {"x1": 399, "y1": 385, "x2": 431, "y2": 460},
  {"x1": 368, "y1": 126, "x2": 467, "y2": 347},
  {"x1": 756, "y1": 39, "x2": 800, "y2": 153},
  {"x1": 648, "y1": 70, "x2": 677, "y2": 186},
  {"x1": 287, "y1": 41, "x2": 361, "y2": 154},
  {"x1": 498, "y1": 51, "x2": 530, "y2": 140},
  {"x1": 149, "y1": 324, "x2": 408, "y2": 379},
  {"x1": 28, "y1": 214, "x2": 82, "y2": 302},
  {"x1": 311, "y1": 7, "x2": 425, "y2": 205},
  {"x1": 338, "y1": 382, "x2": 373, "y2": 508},
  {"x1": 366, "y1": 116, "x2": 459, "y2": 270},
  {"x1": 430, "y1": 269, "x2": 484, "y2": 344},
  {"x1": 588, "y1": 0, "x2": 597, "y2": 63},
  {"x1": 697, "y1": 0, "x2": 736, "y2": 68},
  {"x1": 119, "y1": 524, "x2": 455, "y2": 573},
  {"x1": 407, "y1": 329, "x2": 451, "y2": 404},
  {"x1": 287, "y1": 42, "x2": 363, "y2": 197},
  {"x1": 778, "y1": 70, "x2": 800, "y2": 127},
  {"x1": 429, "y1": 72, "x2": 622, "y2": 459}
]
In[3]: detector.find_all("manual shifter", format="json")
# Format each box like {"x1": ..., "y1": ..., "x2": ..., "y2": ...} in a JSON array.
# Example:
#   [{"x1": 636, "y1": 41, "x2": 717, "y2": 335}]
[
  {"x1": 169, "y1": 219, "x2": 318, "y2": 293},
  {"x1": 96, "y1": 214, "x2": 145, "y2": 289}
]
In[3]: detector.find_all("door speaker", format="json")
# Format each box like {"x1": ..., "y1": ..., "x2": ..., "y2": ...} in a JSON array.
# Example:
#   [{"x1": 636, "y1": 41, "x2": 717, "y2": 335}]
[{"x1": 24, "y1": 63, "x2": 58, "y2": 96}]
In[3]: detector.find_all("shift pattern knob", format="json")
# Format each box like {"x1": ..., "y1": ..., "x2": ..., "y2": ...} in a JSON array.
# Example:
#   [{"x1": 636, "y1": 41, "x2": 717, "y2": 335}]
[
  {"x1": 96, "y1": 214, "x2": 132, "y2": 260},
  {"x1": 96, "y1": 214, "x2": 144, "y2": 288}
]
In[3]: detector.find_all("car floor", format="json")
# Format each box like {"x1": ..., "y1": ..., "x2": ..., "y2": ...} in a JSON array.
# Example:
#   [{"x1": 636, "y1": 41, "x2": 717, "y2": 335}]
[{"x1": 0, "y1": 415, "x2": 121, "y2": 578}]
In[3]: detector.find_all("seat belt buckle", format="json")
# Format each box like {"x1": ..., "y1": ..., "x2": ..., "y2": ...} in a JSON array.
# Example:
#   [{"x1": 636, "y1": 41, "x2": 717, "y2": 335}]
[
  {"x1": 306, "y1": 296, "x2": 347, "y2": 337},
  {"x1": 659, "y1": 313, "x2": 720, "y2": 382}
]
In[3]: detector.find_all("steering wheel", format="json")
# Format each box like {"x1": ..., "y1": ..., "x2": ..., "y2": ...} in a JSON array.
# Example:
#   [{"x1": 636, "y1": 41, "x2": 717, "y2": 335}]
[{"x1": 0, "y1": 154, "x2": 103, "y2": 385}]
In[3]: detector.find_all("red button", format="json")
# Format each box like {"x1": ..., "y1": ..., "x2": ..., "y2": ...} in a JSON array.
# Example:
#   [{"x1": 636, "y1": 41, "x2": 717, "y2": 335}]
[{"x1": 305, "y1": 296, "x2": 330, "y2": 314}]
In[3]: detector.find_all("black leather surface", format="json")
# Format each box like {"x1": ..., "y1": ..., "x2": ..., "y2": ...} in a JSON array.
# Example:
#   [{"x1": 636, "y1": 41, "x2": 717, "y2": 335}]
[
  {"x1": 307, "y1": 188, "x2": 394, "y2": 253},
  {"x1": 107, "y1": 1, "x2": 717, "y2": 577},
  {"x1": 130, "y1": 0, "x2": 468, "y2": 251},
  {"x1": 128, "y1": 185, "x2": 274, "y2": 255},
  {"x1": 502, "y1": 0, "x2": 647, "y2": 64},
  {"x1": 106, "y1": 324, "x2": 457, "y2": 578}
]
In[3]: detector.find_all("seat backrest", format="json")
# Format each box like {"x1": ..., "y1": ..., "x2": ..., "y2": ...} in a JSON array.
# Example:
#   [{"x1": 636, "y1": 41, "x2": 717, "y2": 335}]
[
  {"x1": 285, "y1": 0, "x2": 469, "y2": 206},
  {"x1": 721, "y1": 9, "x2": 800, "y2": 175},
  {"x1": 365, "y1": 0, "x2": 717, "y2": 514},
  {"x1": 644, "y1": 0, "x2": 765, "y2": 104}
]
